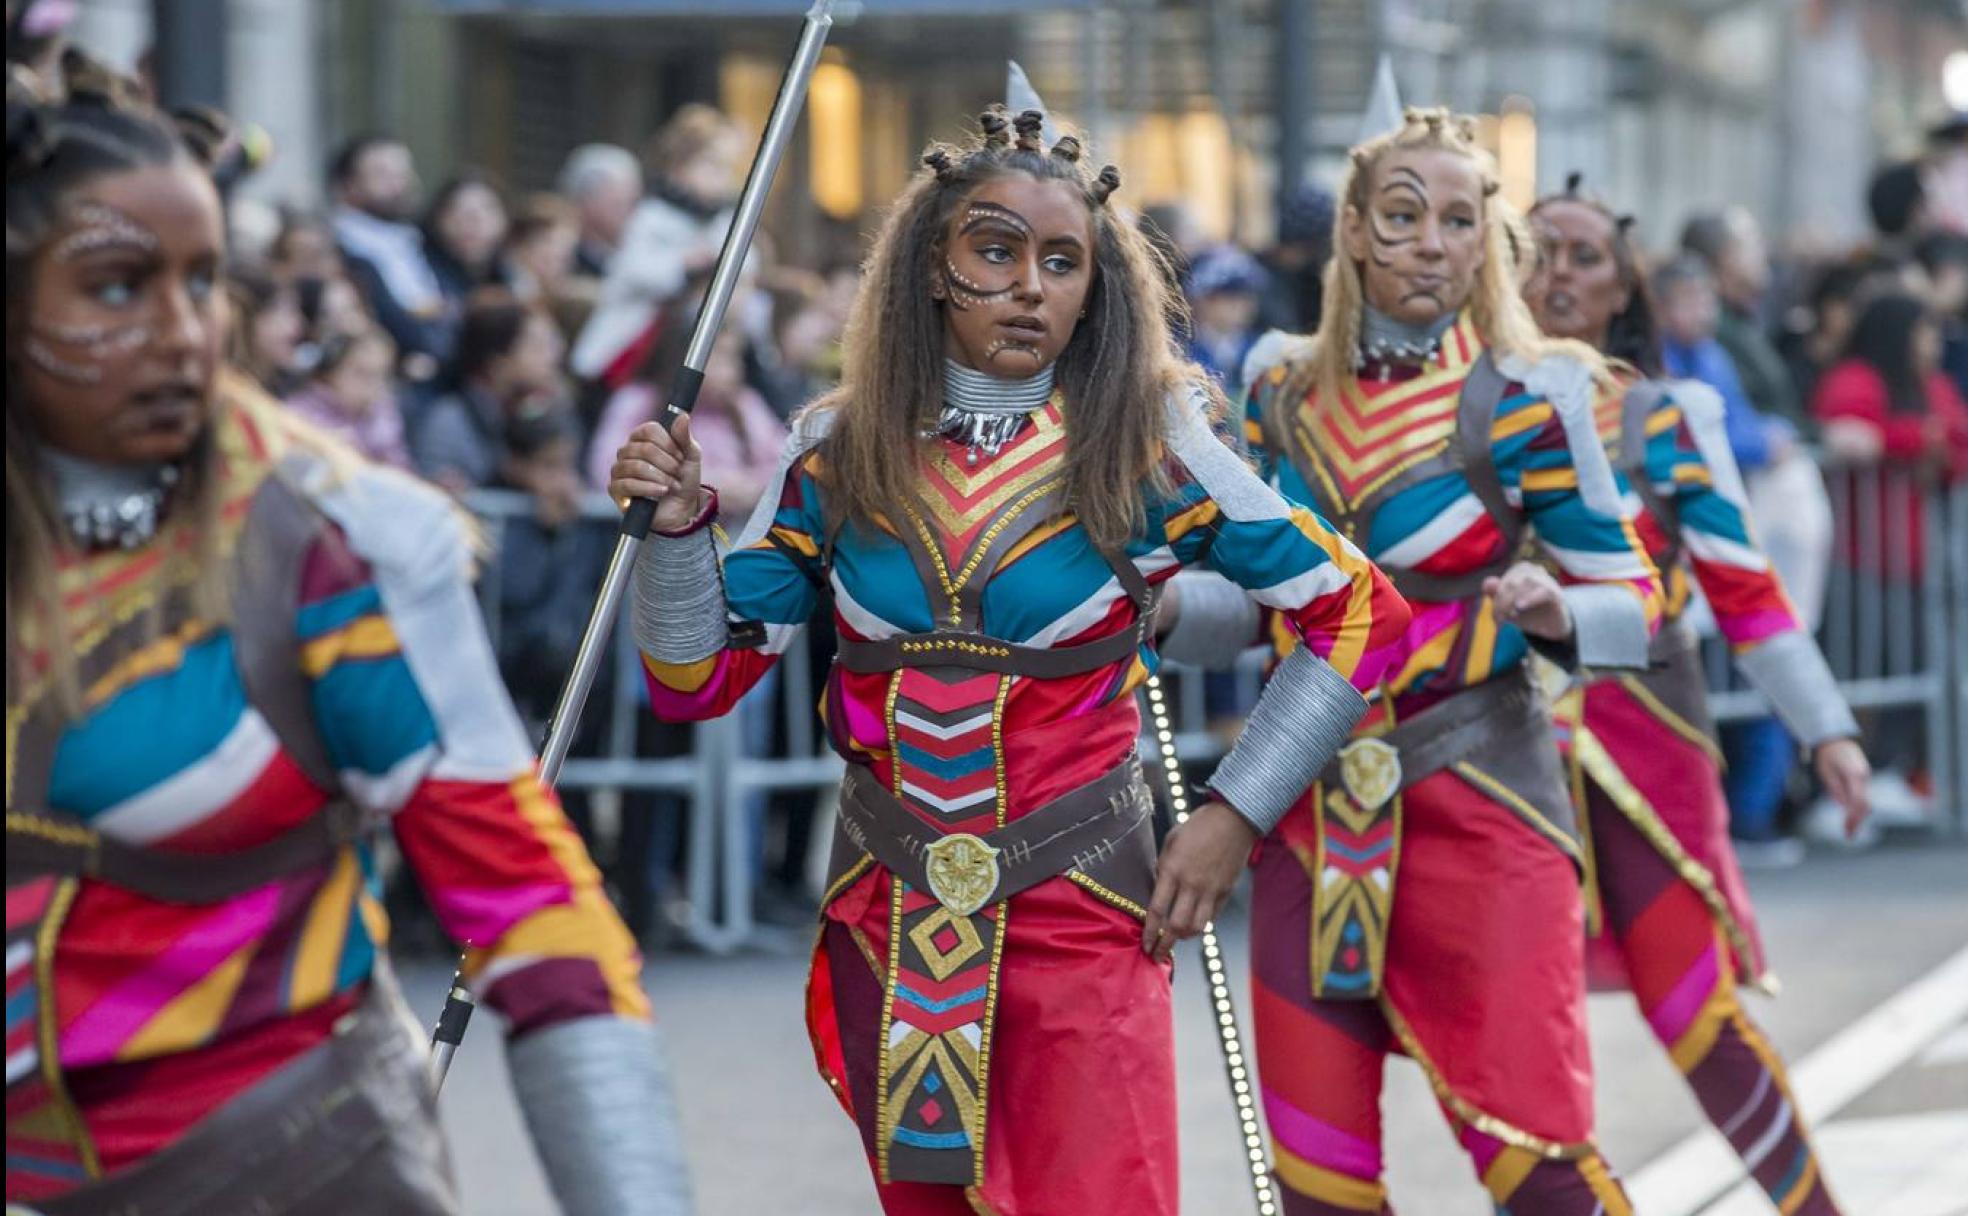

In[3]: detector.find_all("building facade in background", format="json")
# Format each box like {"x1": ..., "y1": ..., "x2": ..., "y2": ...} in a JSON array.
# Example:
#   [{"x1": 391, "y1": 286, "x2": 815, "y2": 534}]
[{"x1": 72, "y1": 0, "x2": 1967, "y2": 262}]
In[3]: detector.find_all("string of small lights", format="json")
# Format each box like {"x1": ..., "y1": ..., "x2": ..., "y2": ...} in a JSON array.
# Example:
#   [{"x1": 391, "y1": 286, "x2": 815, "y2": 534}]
[{"x1": 1142, "y1": 675, "x2": 1280, "y2": 1215}]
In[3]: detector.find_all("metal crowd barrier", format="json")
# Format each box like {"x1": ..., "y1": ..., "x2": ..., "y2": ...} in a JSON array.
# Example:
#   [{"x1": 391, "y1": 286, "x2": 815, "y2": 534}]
[{"x1": 461, "y1": 463, "x2": 1963, "y2": 950}]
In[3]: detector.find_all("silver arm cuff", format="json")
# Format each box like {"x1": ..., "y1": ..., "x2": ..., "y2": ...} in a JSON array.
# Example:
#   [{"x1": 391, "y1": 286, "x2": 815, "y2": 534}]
[
  {"x1": 1207, "y1": 647, "x2": 1369, "y2": 835},
  {"x1": 1160, "y1": 571, "x2": 1261, "y2": 669},
  {"x1": 1540, "y1": 583, "x2": 1651, "y2": 671},
  {"x1": 1734, "y1": 630, "x2": 1860, "y2": 749},
  {"x1": 631, "y1": 530, "x2": 729, "y2": 665},
  {"x1": 507, "y1": 1016, "x2": 695, "y2": 1216}
]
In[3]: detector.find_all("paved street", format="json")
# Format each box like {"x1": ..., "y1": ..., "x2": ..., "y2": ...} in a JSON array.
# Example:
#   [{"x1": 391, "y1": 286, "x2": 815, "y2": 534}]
[{"x1": 404, "y1": 839, "x2": 1968, "y2": 1214}]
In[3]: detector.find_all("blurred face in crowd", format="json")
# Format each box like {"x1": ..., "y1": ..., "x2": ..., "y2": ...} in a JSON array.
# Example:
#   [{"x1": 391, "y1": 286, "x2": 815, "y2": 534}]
[
  {"x1": 1657, "y1": 274, "x2": 1720, "y2": 347},
  {"x1": 322, "y1": 331, "x2": 395, "y2": 417},
  {"x1": 434, "y1": 181, "x2": 508, "y2": 271},
  {"x1": 249, "y1": 281, "x2": 305, "y2": 376},
  {"x1": 344, "y1": 141, "x2": 418, "y2": 222},
  {"x1": 778, "y1": 303, "x2": 840, "y2": 374},
  {"x1": 495, "y1": 311, "x2": 566, "y2": 397},
  {"x1": 579, "y1": 172, "x2": 640, "y2": 249},
  {"x1": 512, "y1": 220, "x2": 578, "y2": 293},
  {"x1": 934, "y1": 173, "x2": 1095, "y2": 378},
  {"x1": 1343, "y1": 147, "x2": 1488, "y2": 327},
  {"x1": 1525, "y1": 200, "x2": 1630, "y2": 349},
  {"x1": 673, "y1": 128, "x2": 747, "y2": 211},
  {"x1": 1913, "y1": 316, "x2": 1943, "y2": 376},
  {"x1": 315, "y1": 276, "x2": 372, "y2": 340},
  {"x1": 18, "y1": 161, "x2": 227, "y2": 467},
  {"x1": 273, "y1": 218, "x2": 339, "y2": 280},
  {"x1": 1713, "y1": 210, "x2": 1770, "y2": 309},
  {"x1": 701, "y1": 327, "x2": 747, "y2": 402},
  {"x1": 1929, "y1": 260, "x2": 1968, "y2": 315},
  {"x1": 1192, "y1": 289, "x2": 1260, "y2": 339}
]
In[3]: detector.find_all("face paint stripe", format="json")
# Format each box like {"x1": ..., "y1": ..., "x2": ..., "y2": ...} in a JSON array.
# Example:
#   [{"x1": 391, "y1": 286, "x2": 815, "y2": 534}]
[{"x1": 959, "y1": 202, "x2": 1035, "y2": 239}]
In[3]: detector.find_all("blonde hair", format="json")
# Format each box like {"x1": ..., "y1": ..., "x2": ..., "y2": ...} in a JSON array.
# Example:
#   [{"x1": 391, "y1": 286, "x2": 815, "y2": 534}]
[{"x1": 1274, "y1": 107, "x2": 1605, "y2": 429}]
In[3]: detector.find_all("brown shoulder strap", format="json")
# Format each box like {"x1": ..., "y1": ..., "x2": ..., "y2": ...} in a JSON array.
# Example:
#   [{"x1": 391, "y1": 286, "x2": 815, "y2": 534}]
[
  {"x1": 1620, "y1": 381, "x2": 1682, "y2": 561},
  {"x1": 1455, "y1": 352, "x2": 1522, "y2": 553},
  {"x1": 230, "y1": 461, "x2": 341, "y2": 793}
]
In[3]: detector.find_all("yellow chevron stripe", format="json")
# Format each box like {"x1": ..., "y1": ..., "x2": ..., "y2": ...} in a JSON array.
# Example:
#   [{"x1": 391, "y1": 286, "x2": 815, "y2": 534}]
[{"x1": 299, "y1": 614, "x2": 400, "y2": 677}]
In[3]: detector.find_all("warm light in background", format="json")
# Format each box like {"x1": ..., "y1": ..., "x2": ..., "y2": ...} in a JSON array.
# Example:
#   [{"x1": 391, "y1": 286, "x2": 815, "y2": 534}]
[
  {"x1": 1945, "y1": 51, "x2": 1968, "y2": 112},
  {"x1": 1176, "y1": 108, "x2": 1235, "y2": 242},
  {"x1": 1496, "y1": 95, "x2": 1538, "y2": 213},
  {"x1": 808, "y1": 59, "x2": 863, "y2": 219},
  {"x1": 717, "y1": 55, "x2": 776, "y2": 144}
]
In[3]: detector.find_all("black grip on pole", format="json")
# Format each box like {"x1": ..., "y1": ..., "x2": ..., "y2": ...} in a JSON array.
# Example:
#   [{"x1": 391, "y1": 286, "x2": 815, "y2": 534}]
[
  {"x1": 433, "y1": 977, "x2": 476, "y2": 1047},
  {"x1": 618, "y1": 365, "x2": 709, "y2": 539}
]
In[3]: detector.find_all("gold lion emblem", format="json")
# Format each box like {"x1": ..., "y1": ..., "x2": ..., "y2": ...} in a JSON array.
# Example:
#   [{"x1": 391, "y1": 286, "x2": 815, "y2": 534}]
[
  {"x1": 923, "y1": 833, "x2": 1002, "y2": 917},
  {"x1": 1338, "y1": 737, "x2": 1403, "y2": 810}
]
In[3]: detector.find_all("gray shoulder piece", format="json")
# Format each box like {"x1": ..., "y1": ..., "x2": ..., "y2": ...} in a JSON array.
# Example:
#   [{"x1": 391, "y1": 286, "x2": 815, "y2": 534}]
[
  {"x1": 1664, "y1": 378, "x2": 1752, "y2": 509},
  {"x1": 1240, "y1": 328, "x2": 1316, "y2": 390},
  {"x1": 1497, "y1": 351, "x2": 1626, "y2": 519},
  {"x1": 730, "y1": 404, "x2": 837, "y2": 551},
  {"x1": 1559, "y1": 582, "x2": 1652, "y2": 671},
  {"x1": 1163, "y1": 383, "x2": 1293, "y2": 524}
]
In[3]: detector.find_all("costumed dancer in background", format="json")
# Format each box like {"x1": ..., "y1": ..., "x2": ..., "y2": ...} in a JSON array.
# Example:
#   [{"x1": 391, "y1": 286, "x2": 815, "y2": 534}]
[
  {"x1": 4, "y1": 64, "x2": 690, "y2": 1215},
  {"x1": 1175, "y1": 107, "x2": 1663, "y2": 1213},
  {"x1": 1524, "y1": 176, "x2": 1871, "y2": 1216},
  {"x1": 609, "y1": 108, "x2": 1409, "y2": 1215}
]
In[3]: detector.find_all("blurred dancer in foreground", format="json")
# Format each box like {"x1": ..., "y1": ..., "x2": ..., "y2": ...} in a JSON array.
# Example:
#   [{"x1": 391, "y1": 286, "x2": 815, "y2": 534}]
[
  {"x1": 611, "y1": 108, "x2": 1407, "y2": 1214},
  {"x1": 5, "y1": 62, "x2": 689, "y2": 1215}
]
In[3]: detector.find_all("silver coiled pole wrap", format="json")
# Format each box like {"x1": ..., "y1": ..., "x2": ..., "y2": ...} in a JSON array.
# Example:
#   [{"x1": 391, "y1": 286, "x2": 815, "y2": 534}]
[{"x1": 1141, "y1": 675, "x2": 1280, "y2": 1215}]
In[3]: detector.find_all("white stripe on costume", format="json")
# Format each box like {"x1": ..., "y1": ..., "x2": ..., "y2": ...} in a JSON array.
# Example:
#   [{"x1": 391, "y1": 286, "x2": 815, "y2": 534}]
[
  {"x1": 1540, "y1": 540, "x2": 1656, "y2": 581},
  {"x1": 1372, "y1": 493, "x2": 1489, "y2": 569},
  {"x1": 1682, "y1": 528, "x2": 1773, "y2": 574},
  {"x1": 95, "y1": 709, "x2": 280, "y2": 843},
  {"x1": 830, "y1": 576, "x2": 901, "y2": 645},
  {"x1": 1247, "y1": 561, "x2": 1355, "y2": 612}
]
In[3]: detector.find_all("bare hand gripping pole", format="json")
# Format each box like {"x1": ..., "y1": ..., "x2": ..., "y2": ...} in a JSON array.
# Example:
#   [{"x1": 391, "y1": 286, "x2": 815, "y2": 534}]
[{"x1": 431, "y1": 0, "x2": 835, "y2": 1090}]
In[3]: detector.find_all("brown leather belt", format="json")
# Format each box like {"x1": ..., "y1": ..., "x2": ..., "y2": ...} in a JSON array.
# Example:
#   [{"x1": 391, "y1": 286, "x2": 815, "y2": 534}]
[
  {"x1": 830, "y1": 759, "x2": 1156, "y2": 916},
  {"x1": 1321, "y1": 666, "x2": 1553, "y2": 803},
  {"x1": 5, "y1": 801, "x2": 364, "y2": 905}
]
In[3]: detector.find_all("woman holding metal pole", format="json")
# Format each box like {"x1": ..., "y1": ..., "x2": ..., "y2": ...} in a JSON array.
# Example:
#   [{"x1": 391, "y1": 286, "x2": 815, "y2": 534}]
[
  {"x1": 1524, "y1": 175, "x2": 1870, "y2": 1216},
  {"x1": 3, "y1": 61, "x2": 688, "y2": 1215},
  {"x1": 610, "y1": 108, "x2": 1409, "y2": 1214},
  {"x1": 1197, "y1": 108, "x2": 1661, "y2": 1212}
]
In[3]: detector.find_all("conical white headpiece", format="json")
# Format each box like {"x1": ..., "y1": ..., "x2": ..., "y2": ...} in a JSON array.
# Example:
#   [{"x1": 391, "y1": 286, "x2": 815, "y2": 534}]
[
  {"x1": 1357, "y1": 56, "x2": 1404, "y2": 146},
  {"x1": 1006, "y1": 61, "x2": 1060, "y2": 145}
]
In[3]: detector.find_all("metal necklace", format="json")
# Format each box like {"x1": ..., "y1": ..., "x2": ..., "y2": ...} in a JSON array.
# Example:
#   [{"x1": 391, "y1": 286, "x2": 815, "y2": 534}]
[
  {"x1": 1355, "y1": 305, "x2": 1458, "y2": 371},
  {"x1": 928, "y1": 359, "x2": 1054, "y2": 467},
  {"x1": 45, "y1": 448, "x2": 182, "y2": 550}
]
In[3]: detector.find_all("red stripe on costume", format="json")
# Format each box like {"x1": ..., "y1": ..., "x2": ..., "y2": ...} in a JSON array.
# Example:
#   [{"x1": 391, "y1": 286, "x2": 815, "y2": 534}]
[
  {"x1": 149, "y1": 752, "x2": 329, "y2": 854},
  {"x1": 897, "y1": 672, "x2": 1001, "y2": 715}
]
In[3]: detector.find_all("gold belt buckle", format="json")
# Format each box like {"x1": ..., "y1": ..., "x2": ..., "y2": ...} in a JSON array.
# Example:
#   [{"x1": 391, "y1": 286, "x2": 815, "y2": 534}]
[
  {"x1": 1338, "y1": 737, "x2": 1403, "y2": 810},
  {"x1": 922, "y1": 833, "x2": 1002, "y2": 917}
]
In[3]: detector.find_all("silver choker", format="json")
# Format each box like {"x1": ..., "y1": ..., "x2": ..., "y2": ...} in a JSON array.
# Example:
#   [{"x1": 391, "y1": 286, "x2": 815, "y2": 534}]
[
  {"x1": 929, "y1": 359, "x2": 1054, "y2": 466},
  {"x1": 1355, "y1": 306, "x2": 1457, "y2": 370},
  {"x1": 45, "y1": 448, "x2": 181, "y2": 550}
]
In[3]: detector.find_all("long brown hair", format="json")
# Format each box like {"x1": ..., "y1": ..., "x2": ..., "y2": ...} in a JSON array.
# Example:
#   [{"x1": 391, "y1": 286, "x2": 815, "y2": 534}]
[
  {"x1": 6, "y1": 57, "x2": 230, "y2": 714},
  {"x1": 1272, "y1": 106, "x2": 1604, "y2": 433},
  {"x1": 813, "y1": 108, "x2": 1202, "y2": 549}
]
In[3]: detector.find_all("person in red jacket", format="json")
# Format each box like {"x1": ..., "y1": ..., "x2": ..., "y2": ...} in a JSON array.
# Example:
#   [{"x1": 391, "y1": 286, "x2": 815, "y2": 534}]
[{"x1": 1813, "y1": 291, "x2": 1968, "y2": 580}]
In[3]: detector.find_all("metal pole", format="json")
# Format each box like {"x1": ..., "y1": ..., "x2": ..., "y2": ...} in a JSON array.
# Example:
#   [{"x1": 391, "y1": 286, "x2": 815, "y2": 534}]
[
  {"x1": 431, "y1": 0, "x2": 835, "y2": 1093},
  {"x1": 151, "y1": 0, "x2": 228, "y2": 111},
  {"x1": 536, "y1": 0, "x2": 835, "y2": 789},
  {"x1": 1142, "y1": 677, "x2": 1280, "y2": 1215},
  {"x1": 1275, "y1": 0, "x2": 1312, "y2": 215}
]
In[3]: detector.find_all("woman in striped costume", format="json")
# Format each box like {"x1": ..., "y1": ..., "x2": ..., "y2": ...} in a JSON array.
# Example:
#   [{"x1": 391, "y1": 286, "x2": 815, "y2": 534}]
[
  {"x1": 1192, "y1": 108, "x2": 1661, "y2": 1214},
  {"x1": 610, "y1": 109, "x2": 1409, "y2": 1214},
  {"x1": 1524, "y1": 177, "x2": 1871, "y2": 1216},
  {"x1": 5, "y1": 66, "x2": 687, "y2": 1214}
]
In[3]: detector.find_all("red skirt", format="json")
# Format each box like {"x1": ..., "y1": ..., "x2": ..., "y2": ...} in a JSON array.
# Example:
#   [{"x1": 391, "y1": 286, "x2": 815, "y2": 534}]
[{"x1": 807, "y1": 865, "x2": 1177, "y2": 1215}]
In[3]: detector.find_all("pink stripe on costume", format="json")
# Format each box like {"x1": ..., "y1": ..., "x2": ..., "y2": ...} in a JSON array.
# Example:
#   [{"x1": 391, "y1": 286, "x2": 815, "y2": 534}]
[
  {"x1": 1262, "y1": 1087, "x2": 1384, "y2": 1180},
  {"x1": 643, "y1": 652, "x2": 736, "y2": 718},
  {"x1": 1458, "y1": 1124, "x2": 1506, "y2": 1175},
  {"x1": 1645, "y1": 939, "x2": 1722, "y2": 1047},
  {"x1": 1720, "y1": 611, "x2": 1798, "y2": 650},
  {"x1": 58, "y1": 885, "x2": 282, "y2": 1066},
  {"x1": 429, "y1": 881, "x2": 573, "y2": 948}
]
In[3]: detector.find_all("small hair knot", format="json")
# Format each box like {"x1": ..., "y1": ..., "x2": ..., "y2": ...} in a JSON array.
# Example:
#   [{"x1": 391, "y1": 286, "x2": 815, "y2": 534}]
[
  {"x1": 1049, "y1": 134, "x2": 1082, "y2": 164},
  {"x1": 1091, "y1": 164, "x2": 1121, "y2": 205}
]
